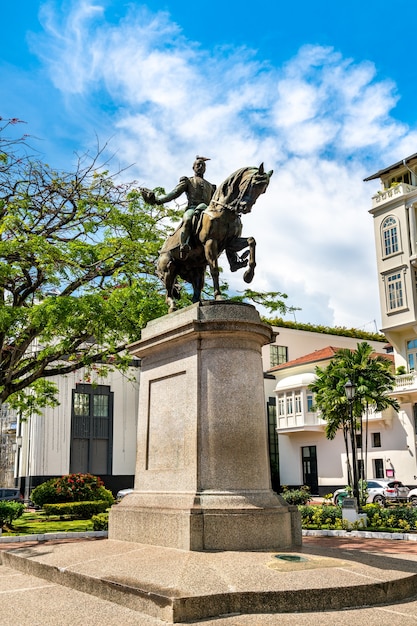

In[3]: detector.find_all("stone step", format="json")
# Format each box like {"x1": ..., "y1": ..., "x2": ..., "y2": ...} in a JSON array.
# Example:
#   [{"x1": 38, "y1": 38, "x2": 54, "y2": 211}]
[{"x1": 2, "y1": 538, "x2": 417, "y2": 623}]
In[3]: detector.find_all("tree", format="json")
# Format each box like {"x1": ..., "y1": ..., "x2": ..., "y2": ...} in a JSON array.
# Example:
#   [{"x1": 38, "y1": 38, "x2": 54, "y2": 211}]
[
  {"x1": 0, "y1": 119, "x2": 179, "y2": 413},
  {"x1": 310, "y1": 342, "x2": 399, "y2": 498}
]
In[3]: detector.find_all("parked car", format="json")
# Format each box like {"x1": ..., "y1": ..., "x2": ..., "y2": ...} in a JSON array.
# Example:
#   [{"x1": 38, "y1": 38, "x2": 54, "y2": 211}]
[
  {"x1": 333, "y1": 480, "x2": 410, "y2": 506},
  {"x1": 116, "y1": 488, "x2": 134, "y2": 501},
  {"x1": 408, "y1": 488, "x2": 417, "y2": 506},
  {"x1": 0, "y1": 488, "x2": 23, "y2": 502}
]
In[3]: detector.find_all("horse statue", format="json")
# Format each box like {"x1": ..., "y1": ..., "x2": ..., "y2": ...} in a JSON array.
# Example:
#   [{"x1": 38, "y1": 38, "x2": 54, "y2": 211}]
[{"x1": 156, "y1": 163, "x2": 273, "y2": 312}]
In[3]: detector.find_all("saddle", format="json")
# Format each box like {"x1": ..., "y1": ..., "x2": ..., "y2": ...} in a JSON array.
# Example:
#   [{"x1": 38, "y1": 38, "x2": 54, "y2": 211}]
[{"x1": 160, "y1": 205, "x2": 208, "y2": 255}]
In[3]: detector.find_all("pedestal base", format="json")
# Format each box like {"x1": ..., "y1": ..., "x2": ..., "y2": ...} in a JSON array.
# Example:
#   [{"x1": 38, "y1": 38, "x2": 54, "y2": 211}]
[
  {"x1": 109, "y1": 302, "x2": 301, "y2": 551},
  {"x1": 110, "y1": 490, "x2": 301, "y2": 551}
]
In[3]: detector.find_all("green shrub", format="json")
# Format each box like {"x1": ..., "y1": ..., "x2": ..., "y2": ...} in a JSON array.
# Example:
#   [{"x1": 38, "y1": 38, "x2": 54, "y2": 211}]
[
  {"x1": 43, "y1": 500, "x2": 111, "y2": 520},
  {"x1": 301, "y1": 503, "x2": 417, "y2": 531},
  {"x1": 95, "y1": 487, "x2": 114, "y2": 506},
  {"x1": 281, "y1": 485, "x2": 311, "y2": 505},
  {"x1": 0, "y1": 501, "x2": 25, "y2": 527},
  {"x1": 30, "y1": 480, "x2": 58, "y2": 507},
  {"x1": 92, "y1": 512, "x2": 109, "y2": 531},
  {"x1": 31, "y1": 474, "x2": 114, "y2": 507},
  {"x1": 362, "y1": 503, "x2": 417, "y2": 531}
]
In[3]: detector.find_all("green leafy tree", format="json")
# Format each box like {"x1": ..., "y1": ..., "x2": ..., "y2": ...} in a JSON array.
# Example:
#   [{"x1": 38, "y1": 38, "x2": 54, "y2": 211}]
[
  {"x1": 310, "y1": 342, "x2": 399, "y2": 495},
  {"x1": 0, "y1": 119, "x2": 179, "y2": 413}
]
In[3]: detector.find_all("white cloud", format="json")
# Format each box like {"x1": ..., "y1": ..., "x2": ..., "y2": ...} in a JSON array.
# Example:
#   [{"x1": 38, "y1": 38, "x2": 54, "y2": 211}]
[{"x1": 28, "y1": 1, "x2": 415, "y2": 330}]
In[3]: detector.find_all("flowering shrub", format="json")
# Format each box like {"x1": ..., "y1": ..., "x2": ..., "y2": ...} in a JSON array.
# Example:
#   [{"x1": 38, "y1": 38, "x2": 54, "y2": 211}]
[
  {"x1": 53, "y1": 473, "x2": 104, "y2": 501},
  {"x1": 300, "y1": 503, "x2": 417, "y2": 532},
  {"x1": 31, "y1": 474, "x2": 114, "y2": 507},
  {"x1": 299, "y1": 505, "x2": 341, "y2": 528}
]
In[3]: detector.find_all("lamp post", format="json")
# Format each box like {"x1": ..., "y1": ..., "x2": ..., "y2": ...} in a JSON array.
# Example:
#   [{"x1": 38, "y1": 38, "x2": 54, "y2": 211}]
[{"x1": 344, "y1": 379, "x2": 359, "y2": 506}]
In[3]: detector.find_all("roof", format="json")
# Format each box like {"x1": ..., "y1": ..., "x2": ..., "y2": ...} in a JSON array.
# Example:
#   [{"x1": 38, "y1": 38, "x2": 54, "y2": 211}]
[
  {"x1": 268, "y1": 346, "x2": 343, "y2": 373},
  {"x1": 267, "y1": 346, "x2": 394, "y2": 373},
  {"x1": 363, "y1": 152, "x2": 417, "y2": 182}
]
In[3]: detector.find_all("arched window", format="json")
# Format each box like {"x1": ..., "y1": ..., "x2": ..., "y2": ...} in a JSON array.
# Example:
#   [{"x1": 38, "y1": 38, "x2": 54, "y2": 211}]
[{"x1": 382, "y1": 216, "x2": 399, "y2": 257}]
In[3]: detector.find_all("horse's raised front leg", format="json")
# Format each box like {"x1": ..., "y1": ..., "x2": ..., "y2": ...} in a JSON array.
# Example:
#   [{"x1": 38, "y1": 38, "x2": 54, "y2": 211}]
[
  {"x1": 204, "y1": 239, "x2": 222, "y2": 299},
  {"x1": 226, "y1": 236, "x2": 256, "y2": 283}
]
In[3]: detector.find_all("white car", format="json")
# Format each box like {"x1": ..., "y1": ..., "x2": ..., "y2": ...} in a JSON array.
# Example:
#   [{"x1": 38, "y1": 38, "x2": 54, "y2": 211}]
[
  {"x1": 333, "y1": 480, "x2": 410, "y2": 506},
  {"x1": 116, "y1": 488, "x2": 134, "y2": 501},
  {"x1": 408, "y1": 488, "x2": 417, "y2": 506}
]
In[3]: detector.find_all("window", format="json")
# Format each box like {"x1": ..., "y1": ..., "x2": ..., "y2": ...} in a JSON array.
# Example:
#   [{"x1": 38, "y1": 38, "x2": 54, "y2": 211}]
[
  {"x1": 386, "y1": 171, "x2": 411, "y2": 187},
  {"x1": 407, "y1": 339, "x2": 417, "y2": 372},
  {"x1": 382, "y1": 216, "x2": 399, "y2": 257},
  {"x1": 270, "y1": 345, "x2": 288, "y2": 367},
  {"x1": 71, "y1": 384, "x2": 113, "y2": 475},
  {"x1": 385, "y1": 271, "x2": 404, "y2": 311},
  {"x1": 372, "y1": 432, "x2": 381, "y2": 447},
  {"x1": 295, "y1": 392, "x2": 302, "y2": 414},
  {"x1": 374, "y1": 458, "x2": 384, "y2": 479},
  {"x1": 356, "y1": 434, "x2": 362, "y2": 449},
  {"x1": 306, "y1": 394, "x2": 314, "y2": 412}
]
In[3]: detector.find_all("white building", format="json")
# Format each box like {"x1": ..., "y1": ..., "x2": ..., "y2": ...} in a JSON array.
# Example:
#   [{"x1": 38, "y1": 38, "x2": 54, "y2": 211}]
[
  {"x1": 15, "y1": 363, "x2": 139, "y2": 497},
  {"x1": 364, "y1": 153, "x2": 417, "y2": 488},
  {"x1": 262, "y1": 332, "x2": 407, "y2": 495}
]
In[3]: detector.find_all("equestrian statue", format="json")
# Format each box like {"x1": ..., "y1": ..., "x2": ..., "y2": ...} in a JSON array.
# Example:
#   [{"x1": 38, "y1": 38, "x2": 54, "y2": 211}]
[{"x1": 141, "y1": 157, "x2": 273, "y2": 312}]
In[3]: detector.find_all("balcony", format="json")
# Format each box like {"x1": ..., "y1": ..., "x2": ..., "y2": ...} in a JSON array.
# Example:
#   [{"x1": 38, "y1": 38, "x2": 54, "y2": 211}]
[
  {"x1": 393, "y1": 372, "x2": 417, "y2": 396},
  {"x1": 277, "y1": 411, "x2": 326, "y2": 433},
  {"x1": 371, "y1": 183, "x2": 417, "y2": 209}
]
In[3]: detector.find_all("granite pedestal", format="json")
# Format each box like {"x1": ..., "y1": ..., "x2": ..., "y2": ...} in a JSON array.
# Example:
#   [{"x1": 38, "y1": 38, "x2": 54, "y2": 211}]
[{"x1": 109, "y1": 301, "x2": 301, "y2": 551}]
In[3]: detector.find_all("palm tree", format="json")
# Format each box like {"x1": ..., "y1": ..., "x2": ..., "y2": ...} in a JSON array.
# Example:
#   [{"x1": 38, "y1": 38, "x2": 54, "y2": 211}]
[{"x1": 310, "y1": 342, "x2": 399, "y2": 501}]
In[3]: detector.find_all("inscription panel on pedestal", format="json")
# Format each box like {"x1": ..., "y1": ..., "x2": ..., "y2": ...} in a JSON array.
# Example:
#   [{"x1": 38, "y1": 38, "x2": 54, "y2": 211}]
[{"x1": 146, "y1": 371, "x2": 187, "y2": 470}]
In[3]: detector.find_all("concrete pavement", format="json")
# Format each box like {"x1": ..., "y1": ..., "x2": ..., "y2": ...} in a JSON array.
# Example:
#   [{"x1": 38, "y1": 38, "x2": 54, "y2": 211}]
[{"x1": 1, "y1": 534, "x2": 417, "y2": 624}]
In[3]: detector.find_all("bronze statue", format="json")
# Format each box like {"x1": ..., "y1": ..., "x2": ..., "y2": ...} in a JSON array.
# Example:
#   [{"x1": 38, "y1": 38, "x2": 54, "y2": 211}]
[
  {"x1": 145, "y1": 163, "x2": 273, "y2": 312},
  {"x1": 141, "y1": 156, "x2": 216, "y2": 259}
]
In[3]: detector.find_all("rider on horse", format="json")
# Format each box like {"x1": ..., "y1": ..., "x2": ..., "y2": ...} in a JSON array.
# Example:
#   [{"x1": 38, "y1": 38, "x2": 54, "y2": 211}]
[{"x1": 141, "y1": 157, "x2": 248, "y2": 271}]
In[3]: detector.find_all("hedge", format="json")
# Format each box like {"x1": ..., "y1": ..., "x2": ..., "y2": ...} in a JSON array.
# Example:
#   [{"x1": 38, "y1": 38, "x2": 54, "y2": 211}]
[
  {"x1": 43, "y1": 500, "x2": 111, "y2": 520},
  {"x1": 91, "y1": 512, "x2": 109, "y2": 531}
]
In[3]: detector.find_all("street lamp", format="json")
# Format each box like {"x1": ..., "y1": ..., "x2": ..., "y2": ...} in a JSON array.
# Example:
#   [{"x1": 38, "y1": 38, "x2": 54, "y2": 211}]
[{"x1": 344, "y1": 379, "x2": 359, "y2": 506}]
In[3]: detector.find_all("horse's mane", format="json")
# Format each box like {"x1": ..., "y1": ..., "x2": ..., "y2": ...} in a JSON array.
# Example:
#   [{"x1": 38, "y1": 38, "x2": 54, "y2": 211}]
[{"x1": 211, "y1": 166, "x2": 258, "y2": 212}]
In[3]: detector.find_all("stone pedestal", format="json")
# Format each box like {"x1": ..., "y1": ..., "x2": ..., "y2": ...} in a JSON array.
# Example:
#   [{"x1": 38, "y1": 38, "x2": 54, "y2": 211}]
[{"x1": 109, "y1": 301, "x2": 301, "y2": 551}]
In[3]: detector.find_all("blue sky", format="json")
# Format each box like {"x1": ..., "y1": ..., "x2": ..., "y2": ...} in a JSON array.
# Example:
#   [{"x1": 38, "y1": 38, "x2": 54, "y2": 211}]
[{"x1": 2, "y1": 0, "x2": 417, "y2": 331}]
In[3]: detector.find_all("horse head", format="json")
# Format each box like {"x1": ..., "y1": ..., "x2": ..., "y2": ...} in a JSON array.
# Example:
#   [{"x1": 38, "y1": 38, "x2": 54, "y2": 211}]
[{"x1": 212, "y1": 164, "x2": 273, "y2": 214}]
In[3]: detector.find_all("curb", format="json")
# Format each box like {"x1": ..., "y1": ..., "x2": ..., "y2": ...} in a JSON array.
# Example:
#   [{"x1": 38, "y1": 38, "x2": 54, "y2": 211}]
[
  {"x1": 303, "y1": 528, "x2": 417, "y2": 541},
  {"x1": 1, "y1": 529, "x2": 416, "y2": 544},
  {"x1": 0, "y1": 530, "x2": 108, "y2": 543}
]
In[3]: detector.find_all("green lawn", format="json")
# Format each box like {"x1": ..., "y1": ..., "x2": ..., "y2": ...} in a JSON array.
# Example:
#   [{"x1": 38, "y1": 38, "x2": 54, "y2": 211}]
[{"x1": 2, "y1": 510, "x2": 94, "y2": 536}]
